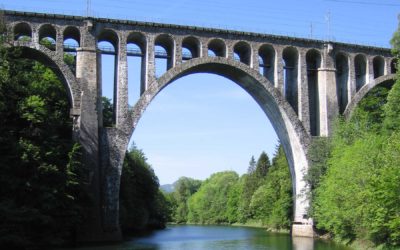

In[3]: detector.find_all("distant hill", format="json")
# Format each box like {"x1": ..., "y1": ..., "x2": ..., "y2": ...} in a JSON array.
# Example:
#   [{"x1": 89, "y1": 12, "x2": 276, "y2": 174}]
[{"x1": 160, "y1": 183, "x2": 175, "y2": 193}]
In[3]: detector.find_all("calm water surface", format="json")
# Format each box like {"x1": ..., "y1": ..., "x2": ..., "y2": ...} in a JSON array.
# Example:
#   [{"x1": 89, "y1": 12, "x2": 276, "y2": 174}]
[{"x1": 68, "y1": 225, "x2": 351, "y2": 250}]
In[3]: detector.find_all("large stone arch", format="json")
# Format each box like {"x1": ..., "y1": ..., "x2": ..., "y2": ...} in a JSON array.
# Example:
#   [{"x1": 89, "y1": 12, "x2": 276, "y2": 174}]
[
  {"x1": 128, "y1": 56, "x2": 312, "y2": 225},
  {"x1": 11, "y1": 42, "x2": 81, "y2": 110},
  {"x1": 344, "y1": 74, "x2": 396, "y2": 118}
]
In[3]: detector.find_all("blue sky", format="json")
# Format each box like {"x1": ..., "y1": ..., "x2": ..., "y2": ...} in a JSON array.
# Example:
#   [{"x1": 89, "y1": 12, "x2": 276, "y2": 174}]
[{"x1": 3, "y1": 0, "x2": 399, "y2": 184}]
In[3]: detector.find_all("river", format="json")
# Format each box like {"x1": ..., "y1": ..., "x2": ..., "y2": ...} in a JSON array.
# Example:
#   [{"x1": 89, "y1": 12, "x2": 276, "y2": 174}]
[{"x1": 67, "y1": 225, "x2": 351, "y2": 250}]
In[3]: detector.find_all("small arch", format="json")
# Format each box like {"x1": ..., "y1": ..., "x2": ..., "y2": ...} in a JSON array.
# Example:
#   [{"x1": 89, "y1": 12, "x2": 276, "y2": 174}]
[
  {"x1": 98, "y1": 29, "x2": 119, "y2": 49},
  {"x1": 182, "y1": 36, "x2": 200, "y2": 60},
  {"x1": 155, "y1": 34, "x2": 174, "y2": 72},
  {"x1": 39, "y1": 24, "x2": 57, "y2": 50},
  {"x1": 233, "y1": 41, "x2": 251, "y2": 65},
  {"x1": 97, "y1": 29, "x2": 119, "y2": 127},
  {"x1": 258, "y1": 44, "x2": 275, "y2": 84},
  {"x1": 208, "y1": 38, "x2": 226, "y2": 57},
  {"x1": 63, "y1": 26, "x2": 80, "y2": 46},
  {"x1": 13, "y1": 22, "x2": 32, "y2": 41},
  {"x1": 306, "y1": 49, "x2": 321, "y2": 136},
  {"x1": 391, "y1": 58, "x2": 397, "y2": 74},
  {"x1": 127, "y1": 32, "x2": 146, "y2": 53},
  {"x1": 336, "y1": 53, "x2": 349, "y2": 114},
  {"x1": 373, "y1": 56, "x2": 385, "y2": 79},
  {"x1": 282, "y1": 46, "x2": 299, "y2": 114},
  {"x1": 355, "y1": 54, "x2": 367, "y2": 91},
  {"x1": 127, "y1": 32, "x2": 147, "y2": 104}
]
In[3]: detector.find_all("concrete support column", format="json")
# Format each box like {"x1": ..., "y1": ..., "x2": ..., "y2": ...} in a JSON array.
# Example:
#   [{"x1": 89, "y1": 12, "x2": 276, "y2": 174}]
[
  {"x1": 227, "y1": 42, "x2": 234, "y2": 60},
  {"x1": 348, "y1": 55, "x2": 357, "y2": 99},
  {"x1": 385, "y1": 57, "x2": 392, "y2": 75},
  {"x1": 175, "y1": 37, "x2": 183, "y2": 66},
  {"x1": 299, "y1": 50, "x2": 310, "y2": 134},
  {"x1": 276, "y1": 47, "x2": 285, "y2": 94},
  {"x1": 32, "y1": 25, "x2": 39, "y2": 49},
  {"x1": 55, "y1": 29, "x2": 63, "y2": 56},
  {"x1": 318, "y1": 43, "x2": 338, "y2": 136},
  {"x1": 252, "y1": 45, "x2": 259, "y2": 72},
  {"x1": 146, "y1": 35, "x2": 156, "y2": 89},
  {"x1": 140, "y1": 37, "x2": 149, "y2": 95},
  {"x1": 116, "y1": 38, "x2": 129, "y2": 130},
  {"x1": 201, "y1": 38, "x2": 208, "y2": 58},
  {"x1": 75, "y1": 45, "x2": 104, "y2": 241},
  {"x1": 367, "y1": 56, "x2": 374, "y2": 84}
]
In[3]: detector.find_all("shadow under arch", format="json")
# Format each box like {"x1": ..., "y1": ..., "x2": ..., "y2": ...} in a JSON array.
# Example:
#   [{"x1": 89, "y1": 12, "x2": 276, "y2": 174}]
[
  {"x1": 129, "y1": 56, "x2": 311, "y2": 223},
  {"x1": 344, "y1": 74, "x2": 396, "y2": 118}
]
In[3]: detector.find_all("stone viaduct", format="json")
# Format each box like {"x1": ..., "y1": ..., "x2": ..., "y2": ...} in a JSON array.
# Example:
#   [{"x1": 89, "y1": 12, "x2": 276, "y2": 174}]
[{"x1": 3, "y1": 10, "x2": 397, "y2": 241}]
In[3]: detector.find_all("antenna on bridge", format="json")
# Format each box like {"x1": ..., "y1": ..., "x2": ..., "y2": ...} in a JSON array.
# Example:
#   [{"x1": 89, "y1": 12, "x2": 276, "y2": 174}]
[
  {"x1": 310, "y1": 22, "x2": 313, "y2": 39},
  {"x1": 325, "y1": 11, "x2": 331, "y2": 41},
  {"x1": 86, "y1": 0, "x2": 92, "y2": 17}
]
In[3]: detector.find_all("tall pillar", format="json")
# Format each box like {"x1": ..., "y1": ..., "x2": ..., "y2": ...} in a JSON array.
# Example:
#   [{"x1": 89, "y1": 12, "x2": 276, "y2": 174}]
[
  {"x1": 252, "y1": 46, "x2": 260, "y2": 72},
  {"x1": 298, "y1": 50, "x2": 310, "y2": 133},
  {"x1": 276, "y1": 47, "x2": 285, "y2": 94},
  {"x1": 75, "y1": 19, "x2": 103, "y2": 241},
  {"x1": 116, "y1": 37, "x2": 128, "y2": 130},
  {"x1": 348, "y1": 55, "x2": 357, "y2": 102},
  {"x1": 145, "y1": 35, "x2": 156, "y2": 90},
  {"x1": 318, "y1": 43, "x2": 338, "y2": 136}
]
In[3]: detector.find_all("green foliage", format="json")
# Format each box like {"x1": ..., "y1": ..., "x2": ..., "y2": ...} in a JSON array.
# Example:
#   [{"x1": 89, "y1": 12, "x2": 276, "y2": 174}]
[
  {"x1": 250, "y1": 146, "x2": 292, "y2": 229},
  {"x1": 309, "y1": 28, "x2": 400, "y2": 246},
  {"x1": 119, "y1": 145, "x2": 169, "y2": 231},
  {"x1": 102, "y1": 96, "x2": 114, "y2": 127},
  {"x1": 0, "y1": 47, "x2": 88, "y2": 248},
  {"x1": 167, "y1": 147, "x2": 293, "y2": 230},
  {"x1": 169, "y1": 177, "x2": 202, "y2": 223},
  {"x1": 391, "y1": 15, "x2": 400, "y2": 58},
  {"x1": 187, "y1": 171, "x2": 239, "y2": 224}
]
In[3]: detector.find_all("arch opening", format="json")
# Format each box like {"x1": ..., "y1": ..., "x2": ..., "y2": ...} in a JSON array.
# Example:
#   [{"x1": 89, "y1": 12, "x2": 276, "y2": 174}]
[
  {"x1": 306, "y1": 50, "x2": 321, "y2": 136},
  {"x1": 336, "y1": 53, "x2": 349, "y2": 114},
  {"x1": 208, "y1": 39, "x2": 226, "y2": 57},
  {"x1": 13, "y1": 22, "x2": 32, "y2": 41},
  {"x1": 130, "y1": 58, "x2": 311, "y2": 223},
  {"x1": 258, "y1": 44, "x2": 275, "y2": 85},
  {"x1": 355, "y1": 54, "x2": 367, "y2": 91},
  {"x1": 98, "y1": 29, "x2": 119, "y2": 127},
  {"x1": 39, "y1": 24, "x2": 57, "y2": 51},
  {"x1": 63, "y1": 27, "x2": 80, "y2": 75},
  {"x1": 155, "y1": 34, "x2": 174, "y2": 77},
  {"x1": 373, "y1": 56, "x2": 385, "y2": 79},
  {"x1": 282, "y1": 47, "x2": 299, "y2": 114},
  {"x1": 233, "y1": 41, "x2": 251, "y2": 65},
  {"x1": 182, "y1": 36, "x2": 200, "y2": 61},
  {"x1": 127, "y1": 32, "x2": 146, "y2": 97}
]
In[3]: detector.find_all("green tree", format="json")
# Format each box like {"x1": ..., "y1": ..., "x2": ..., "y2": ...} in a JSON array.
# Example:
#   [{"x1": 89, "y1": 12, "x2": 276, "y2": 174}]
[
  {"x1": 187, "y1": 171, "x2": 239, "y2": 224},
  {"x1": 119, "y1": 145, "x2": 169, "y2": 231},
  {"x1": 255, "y1": 151, "x2": 271, "y2": 178},
  {"x1": 170, "y1": 177, "x2": 202, "y2": 223},
  {"x1": 249, "y1": 146, "x2": 292, "y2": 229}
]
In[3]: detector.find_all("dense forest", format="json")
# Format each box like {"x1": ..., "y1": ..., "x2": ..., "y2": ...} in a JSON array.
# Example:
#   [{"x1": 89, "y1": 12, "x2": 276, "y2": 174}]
[{"x1": 165, "y1": 146, "x2": 293, "y2": 230}]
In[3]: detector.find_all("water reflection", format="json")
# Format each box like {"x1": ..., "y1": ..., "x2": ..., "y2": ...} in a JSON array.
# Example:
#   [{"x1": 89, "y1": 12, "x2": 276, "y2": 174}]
[{"x1": 62, "y1": 225, "x2": 351, "y2": 250}]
